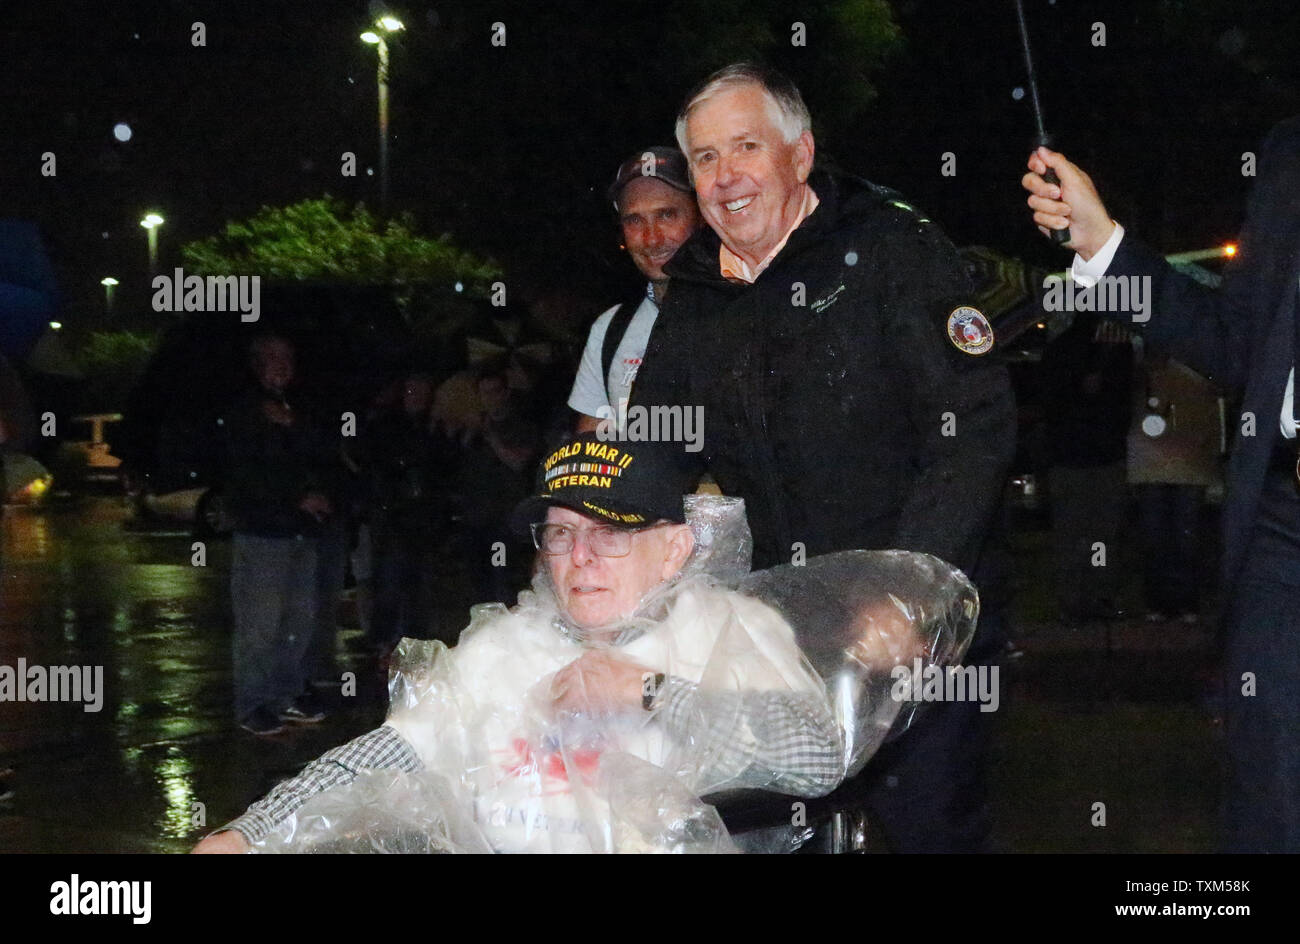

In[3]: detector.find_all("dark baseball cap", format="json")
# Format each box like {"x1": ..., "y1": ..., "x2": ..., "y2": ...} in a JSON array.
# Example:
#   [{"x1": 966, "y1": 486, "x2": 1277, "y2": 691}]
[
  {"x1": 511, "y1": 433, "x2": 688, "y2": 534},
  {"x1": 607, "y1": 146, "x2": 693, "y2": 209}
]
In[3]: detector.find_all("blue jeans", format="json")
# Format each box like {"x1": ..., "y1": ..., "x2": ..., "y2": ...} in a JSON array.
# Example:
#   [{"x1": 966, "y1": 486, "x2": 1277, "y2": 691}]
[
  {"x1": 304, "y1": 519, "x2": 348, "y2": 684},
  {"x1": 231, "y1": 532, "x2": 318, "y2": 720}
]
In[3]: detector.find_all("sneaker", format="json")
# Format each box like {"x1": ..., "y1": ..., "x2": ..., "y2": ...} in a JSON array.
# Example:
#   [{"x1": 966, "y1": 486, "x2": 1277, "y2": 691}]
[
  {"x1": 280, "y1": 694, "x2": 327, "y2": 724},
  {"x1": 239, "y1": 706, "x2": 286, "y2": 736}
]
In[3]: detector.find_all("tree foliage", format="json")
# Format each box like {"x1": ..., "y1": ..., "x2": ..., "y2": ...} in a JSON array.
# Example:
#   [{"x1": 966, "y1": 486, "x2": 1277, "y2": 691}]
[
  {"x1": 73, "y1": 330, "x2": 158, "y2": 413},
  {"x1": 180, "y1": 198, "x2": 502, "y2": 295}
]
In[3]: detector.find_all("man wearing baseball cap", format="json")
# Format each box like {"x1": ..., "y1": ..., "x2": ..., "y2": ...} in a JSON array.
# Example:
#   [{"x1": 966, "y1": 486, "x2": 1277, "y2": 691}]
[
  {"x1": 568, "y1": 147, "x2": 701, "y2": 433},
  {"x1": 194, "y1": 434, "x2": 844, "y2": 853}
]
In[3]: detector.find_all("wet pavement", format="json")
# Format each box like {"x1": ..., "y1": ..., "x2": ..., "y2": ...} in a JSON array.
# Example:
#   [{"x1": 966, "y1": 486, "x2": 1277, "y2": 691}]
[{"x1": 0, "y1": 497, "x2": 1221, "y2": 853}]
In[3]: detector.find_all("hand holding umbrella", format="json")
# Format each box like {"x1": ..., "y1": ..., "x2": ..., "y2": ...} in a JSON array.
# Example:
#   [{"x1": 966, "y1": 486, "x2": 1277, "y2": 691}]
[{"x1": 1015, "y1": 0, "x2": 1071, "y2": 245}]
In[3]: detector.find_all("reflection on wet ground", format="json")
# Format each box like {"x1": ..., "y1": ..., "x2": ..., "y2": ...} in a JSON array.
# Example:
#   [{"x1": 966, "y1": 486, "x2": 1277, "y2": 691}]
[
  {"x1": 0, "y1": 499, "x2": 388, "y2": 853},
  {"x1": 0, "y1": 498, "x2": 1219, "y2": 853}
]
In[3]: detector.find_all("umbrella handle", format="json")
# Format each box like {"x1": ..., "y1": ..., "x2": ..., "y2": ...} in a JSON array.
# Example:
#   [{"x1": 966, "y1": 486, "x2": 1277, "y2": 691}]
[{"x1": 1042, "y1": 167, "x2": 1072, "y2": 245}]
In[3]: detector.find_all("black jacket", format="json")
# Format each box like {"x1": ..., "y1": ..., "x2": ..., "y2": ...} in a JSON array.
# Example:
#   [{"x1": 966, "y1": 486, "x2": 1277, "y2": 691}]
[
  {"x1": 1040, "y1": 314, "x2": 1135, "y2": 468},
  {"x1": 1104, "y1": 115, "x2": 1300, "y2": 592},
  {"x1": 223, "y1": 388, "x2": 345, "y2": 538},
  {"x1": 362, "y1": 409, "x2": 451, "y2": 536},
  {"x1": 631, "y1": 169, "x2": 1017, "y2": 572}
]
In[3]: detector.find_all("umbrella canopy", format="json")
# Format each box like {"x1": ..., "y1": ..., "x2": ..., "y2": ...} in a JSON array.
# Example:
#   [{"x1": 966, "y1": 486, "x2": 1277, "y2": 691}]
[{"x1": 0, "y1": 220, "x2": 59, "y2": 361}]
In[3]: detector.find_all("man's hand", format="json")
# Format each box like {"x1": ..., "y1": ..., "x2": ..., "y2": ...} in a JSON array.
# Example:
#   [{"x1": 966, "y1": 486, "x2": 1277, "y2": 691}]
[
  {"x1": 1022, "y1": 147, "x2": 1117, "y2": 261},
  {"x1": 191, "y1": 830, "x2": 250, "y2": 854},
  {"x1": 848, "y1": 602, "x2": 928, "y2": 669},
  {"x1": 550, "y1": 650, "x2": 653, "y2": 717},
  {"x1": 298, "y1": 492, "x2": 333, "y2": 520}
]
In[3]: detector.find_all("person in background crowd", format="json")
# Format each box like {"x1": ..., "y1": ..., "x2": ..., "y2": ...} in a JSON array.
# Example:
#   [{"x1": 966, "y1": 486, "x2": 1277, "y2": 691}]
[
  {"x1": 449, "y1": 363, "x2": 540, "y2": 606},
  {"x1": 1040, "y1": 314, "x2": 1135, "y2": 623},
  {"x1": 568, "y1": 146, "x2": 701, "y2": 433},
  {"x1": 362, "y1": 372, "x2": 448, "y2": 659},
  {"x1": 222, "y1": 333, "x2": 341, "y2": 736},
  {"x1": 1128, "y1": 351, "x2": 1225, "y2": 623}
]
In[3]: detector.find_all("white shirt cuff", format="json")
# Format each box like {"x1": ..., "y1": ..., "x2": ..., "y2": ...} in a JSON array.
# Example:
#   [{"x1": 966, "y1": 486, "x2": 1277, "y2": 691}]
[
  {"x1": 1282, "y1": 367, "x2": 1296, "y2": 440},
  {"x1": 1070, "y1": 223, "x2": 1125, "y2": 288}
]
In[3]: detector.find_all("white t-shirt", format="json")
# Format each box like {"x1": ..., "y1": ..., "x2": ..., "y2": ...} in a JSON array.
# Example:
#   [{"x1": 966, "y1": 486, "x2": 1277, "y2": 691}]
[{"x1": 567, "y1": 291, "x2": 659, "y2": 424}]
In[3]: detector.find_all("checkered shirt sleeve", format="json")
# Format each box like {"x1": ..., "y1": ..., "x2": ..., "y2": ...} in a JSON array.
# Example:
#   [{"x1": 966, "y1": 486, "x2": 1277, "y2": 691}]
[
  {"x1": 221, "y1": 724, "x2": 423, "y2": 845},
  {"x1": 655, "y1": 677, "x2": 845, "y2": 796}
]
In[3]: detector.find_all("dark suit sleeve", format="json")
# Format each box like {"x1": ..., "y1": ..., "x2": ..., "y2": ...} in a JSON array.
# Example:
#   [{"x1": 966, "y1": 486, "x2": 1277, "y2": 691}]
[
  {"x1": 1105, "y1": 119, "x2": 1300, "y2": 395},
  {"x1": 885, "y1": 222, "x2": 1018, "y2": 574},
  {"x1": 1106, "y1": 238, "x2": 1252, "y2": 392}
]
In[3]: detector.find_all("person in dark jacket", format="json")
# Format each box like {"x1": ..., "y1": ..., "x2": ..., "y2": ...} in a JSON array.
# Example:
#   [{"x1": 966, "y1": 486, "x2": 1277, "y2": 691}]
[
  {"x1": 1040, "y1": 315, "x2": 1135, "y2": 621},
  {"x1": 1024, "y1": 119, "x2": 1300, "y2": 852},
  {"x1": 362, "y1": 372, "x2": 447, "y2": 657},
  {"x1": 223, "y1": 333, "x2": 340, "y2": 736},
  {"x1": 448, "y1": 363, "x2": 541, "y2": 607},
  {"x1": 630, "y1": 63, "x2": 1017, "y2": 852}
]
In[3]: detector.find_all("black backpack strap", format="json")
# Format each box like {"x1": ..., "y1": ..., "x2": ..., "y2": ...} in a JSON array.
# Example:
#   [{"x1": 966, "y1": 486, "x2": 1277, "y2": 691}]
[{"x1": 600, "y1": 295, "x2": 644, "y2": 404}]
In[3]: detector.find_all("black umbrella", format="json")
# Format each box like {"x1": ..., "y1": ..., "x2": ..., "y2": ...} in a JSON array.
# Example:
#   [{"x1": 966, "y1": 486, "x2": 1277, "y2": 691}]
[{"x1": 1015, "y1": 0, "x2": 1071, "y2": 245}]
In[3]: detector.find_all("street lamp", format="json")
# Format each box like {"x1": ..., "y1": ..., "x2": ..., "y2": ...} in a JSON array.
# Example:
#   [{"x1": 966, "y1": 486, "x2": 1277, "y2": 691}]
[
  {"x1": 361, "y1": 15, "x2": 404, "y2": 214},
  {"x1": 139, "y1": 213, "x2": 164, "y2": 275},
  {"x1": 100, "y1": 277, "x2": 119, "y2": 315}
]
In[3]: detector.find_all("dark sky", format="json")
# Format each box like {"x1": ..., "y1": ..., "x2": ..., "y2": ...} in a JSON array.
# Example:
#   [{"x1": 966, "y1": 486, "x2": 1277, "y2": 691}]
[{"x1": 4, "y1": 0, "x2": 1299, "y2": 330}]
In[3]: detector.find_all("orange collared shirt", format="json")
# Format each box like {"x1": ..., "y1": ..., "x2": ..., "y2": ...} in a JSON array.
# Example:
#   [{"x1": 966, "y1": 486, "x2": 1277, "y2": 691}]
[{"x1": 719, "y1": 185, "x2": 820, "y2": 283}]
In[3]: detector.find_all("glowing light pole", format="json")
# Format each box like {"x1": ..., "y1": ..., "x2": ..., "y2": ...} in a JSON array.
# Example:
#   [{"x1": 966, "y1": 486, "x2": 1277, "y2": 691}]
[
  {"x1": 100, "y1": 277, "x2": 119, "y2": 315},
  {"x1": 139, "y1": 213, "x2": 164, "y2": 275},
  {"x1": 361, "y1": 15, "x2": 404, "y2": 214}
]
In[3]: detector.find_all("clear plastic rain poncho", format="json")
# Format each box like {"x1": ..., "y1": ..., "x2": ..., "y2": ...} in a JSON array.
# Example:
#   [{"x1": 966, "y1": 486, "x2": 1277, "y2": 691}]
[{"x1": 254, "y1": 495, "x2": 978, "y2": 853}]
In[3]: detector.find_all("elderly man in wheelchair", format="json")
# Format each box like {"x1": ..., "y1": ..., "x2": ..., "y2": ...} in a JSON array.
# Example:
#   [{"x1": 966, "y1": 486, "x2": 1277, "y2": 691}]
[{"x1": 193, "y1": 433, "x2": 976, "y2": 854}]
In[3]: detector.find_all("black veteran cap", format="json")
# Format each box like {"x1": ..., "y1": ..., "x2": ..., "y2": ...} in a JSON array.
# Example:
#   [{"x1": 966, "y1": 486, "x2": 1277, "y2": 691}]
[
  {"x1": 511, "y1": 433, "x2": 688, "y2": 533},
  {"x1": 607, "y1": 146, "x2": 693, "y2": 208}
]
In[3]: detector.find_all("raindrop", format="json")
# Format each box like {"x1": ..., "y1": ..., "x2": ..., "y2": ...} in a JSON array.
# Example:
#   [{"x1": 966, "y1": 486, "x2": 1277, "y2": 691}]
[
  {"x1": 1012, "y1": 87, "x2": 1025, "y2": 101},
  {"x1": 113, "y1": 122, "x2": 132, "y2": 142},
  {"x1": 844, "y1": 251, "x2": 859, "y2": 266}
]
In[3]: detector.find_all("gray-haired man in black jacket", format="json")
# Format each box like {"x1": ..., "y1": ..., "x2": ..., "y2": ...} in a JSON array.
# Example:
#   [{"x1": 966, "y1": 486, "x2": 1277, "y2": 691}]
[{"x1": 631, "y1": 63, "x2": 1017, "y2": 852}]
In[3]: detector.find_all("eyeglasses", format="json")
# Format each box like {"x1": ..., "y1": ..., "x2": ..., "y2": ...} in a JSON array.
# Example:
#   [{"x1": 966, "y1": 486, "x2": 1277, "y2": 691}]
[{"x1": 529, "y1": 522, "x2": 663, "y2": 557}]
